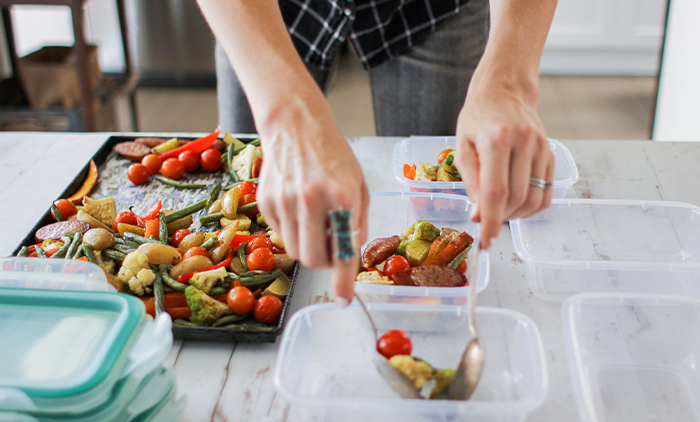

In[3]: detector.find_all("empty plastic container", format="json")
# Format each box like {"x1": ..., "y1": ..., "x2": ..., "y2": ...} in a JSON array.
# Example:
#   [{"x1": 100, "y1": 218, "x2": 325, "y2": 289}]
[
  {"x1": 510, "y1": 199, "x2": 700, "y2": 302},
  {"x1": 562, "y1": 293, "x2": 700, "y2": 422},
  {"x1": 393, "y1": 137, "x2": 578, "y2": 198},
  {"x1": 355, "y1": 192, "x2": 490, "y2": 306},
  {"x1": 275, "y1": 303, "x2": 548, "y2": 422}
]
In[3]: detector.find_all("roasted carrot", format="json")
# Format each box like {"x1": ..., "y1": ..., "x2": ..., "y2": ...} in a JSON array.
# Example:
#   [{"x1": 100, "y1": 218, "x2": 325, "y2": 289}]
[{"x1": 428, "y1": 232, "x2": 474, "y2": 267}]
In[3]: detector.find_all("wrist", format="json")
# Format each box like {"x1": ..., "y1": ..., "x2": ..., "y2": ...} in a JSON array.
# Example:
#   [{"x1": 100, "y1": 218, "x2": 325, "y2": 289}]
[{"x1": 470, "y1": 53, "x2": 540, "y2": 107}]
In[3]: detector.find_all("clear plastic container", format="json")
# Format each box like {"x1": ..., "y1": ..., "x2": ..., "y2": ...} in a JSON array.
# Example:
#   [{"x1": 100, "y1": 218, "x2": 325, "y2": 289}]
[
  {"x1": 355, "y1": 192, "x2": 490, "y2": 306},
  {"x1": 275, "y1": 303, "x2": 548, "y2": 422},
  {"x1": 0, "y1": 258, "x2": 114, "y2": 292},
  {"x1": 510, "y1": 199, "x2": 700, "y2": 302},
  {"x1": 562, "y1": 293, "x2": 700, "y2": 422},
  {"x1": 393, "y1": 137, "x2": 579, "y2": 198}
]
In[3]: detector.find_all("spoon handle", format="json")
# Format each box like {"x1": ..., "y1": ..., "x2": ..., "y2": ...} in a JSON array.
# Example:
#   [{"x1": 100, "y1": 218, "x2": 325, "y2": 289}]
[{"x1": 354, "y1": 293, "x2": 379, "y2": 344}]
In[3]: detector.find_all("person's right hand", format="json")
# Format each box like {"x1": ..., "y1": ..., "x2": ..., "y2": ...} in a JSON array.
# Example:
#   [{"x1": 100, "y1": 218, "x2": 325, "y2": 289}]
[{"x1": 255, "y1": 96, "x2": 370, "y2": 306}]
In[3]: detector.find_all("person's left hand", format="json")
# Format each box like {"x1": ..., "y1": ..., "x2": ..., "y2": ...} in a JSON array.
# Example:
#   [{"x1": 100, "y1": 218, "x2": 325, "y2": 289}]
[{"x1": 454, "y1": 73, "x2": 554, "y2": 249}]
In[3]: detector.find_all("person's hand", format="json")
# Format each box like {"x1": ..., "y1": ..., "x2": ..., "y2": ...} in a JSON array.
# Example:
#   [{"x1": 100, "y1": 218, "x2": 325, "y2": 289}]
[
  {"x1": 255, "y1": 97, "x2": 369, "y2": 305},
  {"x1": 455, "y1": 74, "x2": 554, "y2": 249}
]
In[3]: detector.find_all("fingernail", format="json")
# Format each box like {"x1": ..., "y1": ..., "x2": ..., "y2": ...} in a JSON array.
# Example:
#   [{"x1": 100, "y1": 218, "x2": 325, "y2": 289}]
[
  {"x1": 336, "y1": 297, "x2": 349, "y2": 309},
  {"x1": 469, "y1": 202, "x2": 479, "y2": 221}
]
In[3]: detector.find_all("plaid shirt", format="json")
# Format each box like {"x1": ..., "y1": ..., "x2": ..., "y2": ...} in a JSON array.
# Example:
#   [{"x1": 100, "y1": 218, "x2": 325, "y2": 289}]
[{"x1": 279, "y1": 0, "x2": 469, "y2": 70}]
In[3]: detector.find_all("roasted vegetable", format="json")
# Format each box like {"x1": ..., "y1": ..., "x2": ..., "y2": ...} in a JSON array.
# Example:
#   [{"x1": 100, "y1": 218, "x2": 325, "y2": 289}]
[
  {"x1": 117, "y1": 250, "x2": 156, "y2": 296},
  {"x1": 188, "y1": 266, "x2": 228, "y2": 294},
  {"x1": 185, "y1": 285, "x2": 233, "y2": 326},
  {"x1": 82, "y1": 196, "x2": 117, "y2": 226},
  {"x1": 404, "y1": 239, "x2": 432, "y2": 266}
]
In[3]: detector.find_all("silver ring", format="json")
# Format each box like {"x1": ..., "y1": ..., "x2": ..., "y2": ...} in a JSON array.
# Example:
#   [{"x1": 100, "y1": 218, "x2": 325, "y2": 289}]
[
  {"x1": 530, "y1": 177, "x2": 553, "y2": 190},
  {"x1": 329, "y1": 208, "x2": 356, "y2": 261}
]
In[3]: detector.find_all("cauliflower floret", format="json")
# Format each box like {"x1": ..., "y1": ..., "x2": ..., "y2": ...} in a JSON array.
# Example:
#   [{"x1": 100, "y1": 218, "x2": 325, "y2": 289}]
[
  {"x1": 414, "y1": 163, "x2": 438, "y2": 182},
  {"x1": 82, "y1": 196, "x2": 117, "y2": 226},
  {"x1": 356, "y1": 270, "x2": 393, "y2": 285},
  {"x1": 389, "y1": 355, "x2": 434, "y2": 390},
  {"x1": 231, "y1": 145, "x2": 262, "y2": 180},
  {"x1": 117, "y1": 250, "x2": 155, "y2": 296},
  {"x1": 189, "y1": 266, "x2": 228, "y2": 294}
]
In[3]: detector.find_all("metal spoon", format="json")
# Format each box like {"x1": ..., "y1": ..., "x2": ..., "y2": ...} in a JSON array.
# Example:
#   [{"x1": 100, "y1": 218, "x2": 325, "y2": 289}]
[
  {"x1": 446, "y1": 240, "x2": 485, "y2": 400},
  {"x1": 354, "y1": 293, "x2": 424, "y2": 399}
]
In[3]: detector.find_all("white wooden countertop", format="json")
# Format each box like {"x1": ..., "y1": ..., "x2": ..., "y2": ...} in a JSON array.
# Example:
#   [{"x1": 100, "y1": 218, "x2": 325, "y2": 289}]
[{"x1": 2, "y1": 132, "x2": 700, "y2": 422}]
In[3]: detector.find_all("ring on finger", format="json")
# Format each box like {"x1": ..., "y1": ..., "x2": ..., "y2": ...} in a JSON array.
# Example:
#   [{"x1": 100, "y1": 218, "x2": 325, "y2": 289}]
[
  {"x1": 530, "y1": 177, "x2": 553, "y2": 190},
  {"x1": 329, "y1": 208, "x2": 356, "y2": 261}
]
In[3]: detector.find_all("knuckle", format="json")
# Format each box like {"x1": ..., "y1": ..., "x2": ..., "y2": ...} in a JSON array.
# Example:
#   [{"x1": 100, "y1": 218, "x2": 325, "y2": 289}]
[{"x1": 483, "y1": 185, "x2": 508, "y2": 202}]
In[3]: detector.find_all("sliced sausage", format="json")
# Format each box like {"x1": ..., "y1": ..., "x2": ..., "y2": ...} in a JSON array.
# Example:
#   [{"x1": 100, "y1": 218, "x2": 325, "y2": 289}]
[
  {"x1": 35, "y1": 220, "x2": 90, "y2": 242},
  {"x1": 113, "y1": 141, "x2": 151, "y2": 161},
  {"x1": 391, "y1": 265, "x2": 468, "y2": 287},
  {"x1": 362, "y1": 235, "x2": 401, "y2": 268},
  {"x1": 429, "y1": 232, "x2": 474, "y2": 267},
  {"x1": 134, "y1": 137, "x2": 167, "y2": 148}
]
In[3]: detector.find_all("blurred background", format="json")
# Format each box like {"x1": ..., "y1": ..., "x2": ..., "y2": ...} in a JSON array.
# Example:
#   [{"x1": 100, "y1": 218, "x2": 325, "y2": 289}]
[{"x1": 1, "y1": 0, "x2": 691, "y2": 140}]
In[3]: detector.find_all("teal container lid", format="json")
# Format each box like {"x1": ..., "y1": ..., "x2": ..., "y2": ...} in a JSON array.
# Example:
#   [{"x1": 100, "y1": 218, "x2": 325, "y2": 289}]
[{"x1": 0, "y1": 288, "x2": 144, "y2": 398}]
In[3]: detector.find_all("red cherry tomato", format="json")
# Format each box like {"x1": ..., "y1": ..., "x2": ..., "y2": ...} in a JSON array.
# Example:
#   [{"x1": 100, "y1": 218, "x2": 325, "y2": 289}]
[
  {"x1": 456, "y1": 259, "x2": 467, "y2": 274},
  {"x1": 247, "y1": 247, "x2": 275, "y2": 271},
  {"x1": 237, "y1": 180, "x2": 257, "y2": 196},
  {"x1": 437, "y1": 148, "x2": 453, "y2": 164},
  {"x1": 52, "y1": 199, "x2": 77, "y2": 221},
  {"x1": 377, "y1": 329, "x2": 412, "y2": 359},
  {"x1": 179, "y1": 150, "x2": 200, "y2": 172},
  {"x1": 383, "y1": 256, "x2": 411, "y2": 279},
  {"x1": 200, "y1": 148, "x2": 222, "y2": 172},
  {"x1": 171, "y1": 229, "x2": 192, "y2": 248},
  {"x1": 161, "y1": 158, "x2": 185, "y2": 180},
  {"x1": 183, "y1": 246, "x2": 210, "y2": 260},
  {"x1": 227, "y1": 286, "x2": 256, "y2": 314},
  {"x1": 141, "y1": 154, "x2": 162, "y2": 175},
  {"x1": 112, "y1": 211, "x2": 141, "y2": 232},
  {"x1": 253, "y1": 295, "x2": 283, "y2": 324},
  {"x1": 245, "y1": 237, "x2": 273, "y2": 255},
  {"x1": 239, "y1": 194, "x2": 259, "y2": 218},
  {"x1": 127, "y1": 163, "x2": 150, "y2": 185}
]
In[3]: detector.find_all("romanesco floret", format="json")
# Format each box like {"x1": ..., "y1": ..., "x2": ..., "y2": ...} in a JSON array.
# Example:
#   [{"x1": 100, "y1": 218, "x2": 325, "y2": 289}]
[
  {"x1": 117, "y1": 250, "x2": 155, "y2": 296},
  {"x1": 185, "y1": 285, "x2": 233, "y2": 326},
  {"x1": 188, "y1": 266, "x2": 227, "y2": 294}
]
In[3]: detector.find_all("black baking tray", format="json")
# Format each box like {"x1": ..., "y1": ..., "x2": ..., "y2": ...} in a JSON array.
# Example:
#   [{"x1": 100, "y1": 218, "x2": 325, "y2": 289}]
[{"x1": 11, "y1": 134, "x2": 299, "y2": 343}]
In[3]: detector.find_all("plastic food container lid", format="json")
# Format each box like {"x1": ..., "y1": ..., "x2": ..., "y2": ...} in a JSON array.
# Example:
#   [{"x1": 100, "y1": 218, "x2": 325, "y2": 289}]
[
  {"x1": 275, "y1": 303, "x2": 547, "y2": 422},
  {"x1": 0, "y1": 258, "x2": 114, "y2": 292},
  {"x1": 355, "y1": 192, "x2": 489, "y2": 306},
  {"x1": 510, "y1": 198, "x2": 700, "y2": 301},
  {"x1": 393, "y1": 137, "x2": 579, "y2": 198},
  {"x1": 562, "y1": 292, "x2": 700, "y2": 422}
]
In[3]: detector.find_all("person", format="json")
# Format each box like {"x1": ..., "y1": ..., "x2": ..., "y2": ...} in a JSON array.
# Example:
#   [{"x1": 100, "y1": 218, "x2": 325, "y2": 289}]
[{"x1": 196, "y1": 0, "x2": 557, "y2": 306}]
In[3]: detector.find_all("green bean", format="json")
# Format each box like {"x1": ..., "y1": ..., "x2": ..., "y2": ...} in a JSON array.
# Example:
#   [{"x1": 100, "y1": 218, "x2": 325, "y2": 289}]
[
  {"x1": 207, "y1": 183, "x2": 222, "y2": 209},
  {"x1": 159, "y1": 212, "x2": 168, "y2": 244},
  {"x1": 17, "y1": 246, "x2": 30, "y2": 257},
  {"x1": 447, "y1": 244, "x2": 472, "y2": 269},
  {"x1": 209, "y1": 286, "x2": 229, "y2": 296},
  {"x1": 83, "y1": 243, "x2": 97, "y2": 264},
  {"x1": 446, "y1": 170, "x2": 461, "y2": 180},
  {"x1": 123, "y1": 232, "x2": 158, "y2": 245},
  {"x1": 154, "y1": 176, "x2": 207, "y2": 189},
  {"x1": 153, "y1": 268, "x2": 165, "y2": 315},
  {"x1": 159, "y1": 266, "x2": 186, "y2": 292},
  {"x1": 212, "y1": 313, "x2": 252, "y2": 327},
  {"x1": 52, "y1": 236, "x2": 72, "y2": 259},
  {"x1": 163, "y1": 199, "x2": 208, "y2": 224},
  {"x1": 111, "y1": 243, "x2": 136, "y2": 254},
  {"x1": 200, "y1": 212, "x2": 223, "y2": 225},
  {"x1": 124, "y1": 240, "x2": 140, "y2": 249},
  {"x1": 238, "y1": 242, "x2": 249, "y2": 272},
  {"x1": 103, "y1": 249, "x2": 127, "y2": 261},
  {"x1": 227, "y1": 143, "x2": 239, "y2": 183},
  {"x1": 200, "y1": 236, "x2": 218, "y2": 251},
  {"x1": 65, "y1": 232, "x2": 82, "y2": 260},
  {"x1": 223, "y1": 178, "x2": 258, "y2": 190},
  {"x1": 173, "y1": 319, "x2": 198, "y2": 327},
  {"x1": 35, "y1": 245, "x2": 46, "y2": 258},
  {"x1": 237, "y1": 202, "x2": 257, "y2": 213},
  {"x1": 239, "y1": 270, "x2": 283, "y2": 290},
  {"x1": 64, "y1": 230, "x2": 77, "y2": 239},
  {"x1": 238, "y1": 270, "x2": 268, "y2": 277},
  {"x1": 445, "y1": 152, "x2": 455, "y2": 166},
  {"x1": 219, "y1": 324, "x2": 275, "y2": 331},
  {"x1": 50, "y1": 203, "x2": 63, "y2": 222},
  {"x1": 72, "y1": 244, "x2": 85, "y2": 260}
]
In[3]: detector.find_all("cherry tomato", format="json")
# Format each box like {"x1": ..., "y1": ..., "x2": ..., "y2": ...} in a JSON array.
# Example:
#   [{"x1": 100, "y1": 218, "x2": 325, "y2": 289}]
[
  {"x1": 141, "y1": 154, "x2": 162, "y2": 175},
  {"x1": 227, "y1": 286, "x2": 255, "y2": 314},
  {"x1": 252, "y1": 157, "x2": 262, "y2": 178},
  {"x1": 245, "y1": 237, "x2": 273, "y2": 254},
  {"x1": 239, "y1": 194, "x2": 259, "y2": 218},
  {"x1": 254, "y1": 295, "x2": 283, "y2": 324},
  {"x1": 437, "y1": 148, "x2": 453, "y2": 164},
  {"x1": 52, "y1": 199, "x2": 77, "y2": 221},
  {"x1": 179, "y1": 150, "x2": 200, "y2": 172},
  {"x1": 161, "y1": 158, "x2": 185, "y2": 180},
  {"x1": 247, "y1": 247, "x2": 275, "y2": 271},
  {"x1": 200, "y1": 148, "x2": 222, "y2": 172},
  {"x1": 456, "y1": 259, "x2": 467, "y2": 274},
  {"x1": 171, "y1": 229, "x2": 192, "y2": 248},
  {"x1": 377, "y1": 329, "x2": 412, "y2": 359},
  {"x1": 237, "y1": 180, "x2": 257, "y2": 196},
  {"x1": 128, "y1": 163, "x2": 150, "y2": 185},
  {"x1": 383, "y1": 256, "x2": 411, "y2": 279},
  {"x1": 112, "y1": 211, "x2": 141, "y2": 232},
  {"x1": 183, "y1": 246, "x2": 210, "y2": 260}
]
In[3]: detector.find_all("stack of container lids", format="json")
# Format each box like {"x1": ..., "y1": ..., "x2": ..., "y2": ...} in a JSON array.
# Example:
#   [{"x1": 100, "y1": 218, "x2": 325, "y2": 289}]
[{"x1": 0, "y1": 258, "x2": 185, "y2": 422}]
